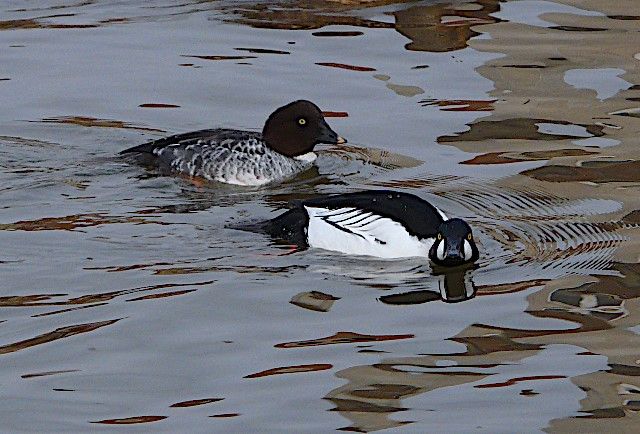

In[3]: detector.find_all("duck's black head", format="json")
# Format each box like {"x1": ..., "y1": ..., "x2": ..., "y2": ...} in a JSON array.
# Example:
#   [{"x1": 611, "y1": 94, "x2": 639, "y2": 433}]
[
  {"x1": 262, "y1": 100, "x2": 346, "y2": 157},
  {"x1": 428, "y1": 218, "x2": 479, "y2": 267}
]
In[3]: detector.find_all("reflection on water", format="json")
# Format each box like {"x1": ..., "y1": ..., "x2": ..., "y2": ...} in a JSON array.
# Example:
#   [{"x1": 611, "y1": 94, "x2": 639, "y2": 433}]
[{"x1": 1, "y1": 0, "x2": 639, "y2": 432}]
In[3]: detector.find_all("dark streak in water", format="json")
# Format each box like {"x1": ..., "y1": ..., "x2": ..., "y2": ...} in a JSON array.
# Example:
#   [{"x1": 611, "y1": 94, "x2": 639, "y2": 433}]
[
  {"x1": 170, "y1": 398, "x2": 223, "y2": 408},
  {"x1": 499, "y1": 64, "x2": 546, "y2": 69},
  {"x1": 522, "y1": 160, "x2": 640, "y2": 183},
  {"x1": 312, "y1": 31, "x2": 363, "y2": 37},
  {"x1": 234, "y1": 47, "x2": 290, "y2": 54},
  {"x1": 0, "y1": 213, "x2": 165, "y2": 232},
  {"x1": 316, "y1": 62, "x2": 376, "y2": 72},
  {"x1": 22, "y1": 369, "x2": 80, "y2": 379},
  {"x1": 38, "y1": 116, "x2": 164, "y2": 132},
  {"x1": 607, "y1": 15, "x2": 640, "y2": 20},
  {"x1": 275, "y1": 332, "x2": 414, "y2": 348},
  {"x1": 245, "y1": 363, "x2": 332, "y2": 378},
  {"x1": 475, "y1": 375, "x2": 566, "y2": 388},
  {"x1": 91, "y1": 416, "x2": 167, "y2": 424},
  {"x1": 126, "y1": 289, "x2": 197, "y2": 301},
  {"x1": 139, "y1": 103, "x2": 180, "y2": 108},
  {"x1": 0, "y1": 319, "x2": 121, "y2": 355},
  {"x1": 183, "y1": 54, "x2": 257, "y2": 61},
  {"x1": 549, "y1": 26, "x2": 607, "y2": 32},
  {"x1": 31, "y1": 302, "x2": 109, "y2": 318},
  {"x1": 462, "y1": 149, "x2": 597, "y2": 165}
]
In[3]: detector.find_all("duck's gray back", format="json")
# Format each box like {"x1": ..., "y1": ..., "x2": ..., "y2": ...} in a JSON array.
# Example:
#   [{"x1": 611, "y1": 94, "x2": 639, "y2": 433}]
[{"x1": 150, "y1": 135, "x2": 312, "y2": 186}]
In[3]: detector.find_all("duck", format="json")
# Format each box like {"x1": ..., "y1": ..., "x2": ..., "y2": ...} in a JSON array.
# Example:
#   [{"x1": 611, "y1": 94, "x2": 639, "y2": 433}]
[
  {"x1": 120, "y1": 100, "x2": 346, "y2": 186},
  {"x1": 246, "y1": 190, "x2": 480, "y2": 265}
]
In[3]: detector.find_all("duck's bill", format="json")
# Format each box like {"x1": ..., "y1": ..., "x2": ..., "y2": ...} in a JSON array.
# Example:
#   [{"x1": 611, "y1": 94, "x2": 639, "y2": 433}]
[{"x1": 318, "y1": 122, "x2": 347, "y2": 145}]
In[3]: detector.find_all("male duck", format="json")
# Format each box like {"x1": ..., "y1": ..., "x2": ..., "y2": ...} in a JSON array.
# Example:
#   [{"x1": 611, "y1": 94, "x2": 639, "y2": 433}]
[{"x1": 250, "y1": 190, "x2": 480, "y2": 266}]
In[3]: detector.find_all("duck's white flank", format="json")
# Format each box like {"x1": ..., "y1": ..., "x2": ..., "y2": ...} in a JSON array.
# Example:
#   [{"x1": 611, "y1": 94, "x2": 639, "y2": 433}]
[{"x1": 305, "y1": 206, "x2": 434, "y2": 259}]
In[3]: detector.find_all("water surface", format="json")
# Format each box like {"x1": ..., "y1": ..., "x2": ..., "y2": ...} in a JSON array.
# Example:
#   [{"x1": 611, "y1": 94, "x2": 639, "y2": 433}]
[{"x1": 1, "y1": 0, "x2": 639, "y2": 432}]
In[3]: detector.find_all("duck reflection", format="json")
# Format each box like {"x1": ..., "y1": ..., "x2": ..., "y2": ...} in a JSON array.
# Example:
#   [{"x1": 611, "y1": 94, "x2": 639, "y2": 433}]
[{"x1": 379, "y1": 263, "x2": 477, "y2": 305}]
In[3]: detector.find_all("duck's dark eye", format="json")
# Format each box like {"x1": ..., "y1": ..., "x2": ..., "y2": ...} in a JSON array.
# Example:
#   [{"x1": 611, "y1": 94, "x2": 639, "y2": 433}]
[
  {"x1": 437, "y1": 233, "x2": 442, "y2": 240},
  {"x1": 467, "y1": 233, "x2": 473, "y2": 241},
  {"x1": 297, "y1": 118, "x2": 307, "y2": 126}
]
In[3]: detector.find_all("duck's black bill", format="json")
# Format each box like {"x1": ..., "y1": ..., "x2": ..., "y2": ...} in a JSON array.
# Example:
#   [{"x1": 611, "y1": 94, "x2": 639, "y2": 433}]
[{"x1": 317, "y1": 122, "x2": 346, "y2": 145}]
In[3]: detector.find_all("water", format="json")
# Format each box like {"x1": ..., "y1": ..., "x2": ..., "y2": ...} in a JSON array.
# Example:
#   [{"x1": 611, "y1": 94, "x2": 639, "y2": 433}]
[{"x1": 1, "y1": 0, "x2": 639, "y2": 432}]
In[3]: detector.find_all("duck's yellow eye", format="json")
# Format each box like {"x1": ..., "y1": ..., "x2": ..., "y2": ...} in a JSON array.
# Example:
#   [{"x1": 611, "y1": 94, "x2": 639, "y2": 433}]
[
  {"x1": 298, "y1": 118, "x2": 307, "y2": 126},
  {"x1": 437, "y1": 233, "x2": 442, "y2": 240},
  {"x1": 467, "y1": 233, "x2": 473, "y2": 241}
]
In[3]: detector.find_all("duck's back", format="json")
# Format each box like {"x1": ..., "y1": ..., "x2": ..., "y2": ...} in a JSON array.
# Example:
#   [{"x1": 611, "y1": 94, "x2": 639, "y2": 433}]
[{"x1": 121, "y1": 129, "x2": 312, "y2": 186}]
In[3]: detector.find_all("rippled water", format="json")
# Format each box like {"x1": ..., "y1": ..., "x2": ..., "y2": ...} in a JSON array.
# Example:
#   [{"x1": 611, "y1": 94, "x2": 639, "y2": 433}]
[{"x1": 1, "y1": 0, "x2": 639, "y2": 432}]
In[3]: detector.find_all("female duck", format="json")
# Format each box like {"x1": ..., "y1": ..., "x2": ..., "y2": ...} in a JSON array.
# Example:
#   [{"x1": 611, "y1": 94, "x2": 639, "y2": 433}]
[
  {"x1": 252, "y1": 190, "x2": 479, "y2": 266},
  {"x1": 120, "y1": 100, "x2": 346, "y2": 186}
]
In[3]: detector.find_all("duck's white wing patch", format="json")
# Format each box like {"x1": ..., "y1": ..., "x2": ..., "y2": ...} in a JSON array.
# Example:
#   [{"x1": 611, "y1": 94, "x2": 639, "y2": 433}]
[{"x1": 305, "y1": 206, "x2": 432, "y2": 259}]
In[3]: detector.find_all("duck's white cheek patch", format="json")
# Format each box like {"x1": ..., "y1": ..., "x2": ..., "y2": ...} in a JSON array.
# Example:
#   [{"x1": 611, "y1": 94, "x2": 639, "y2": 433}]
[
  {"x1": 463, "y1": 239, "x2": 473, "y2": 261},
  {"x1": 436, "y1": 240, "x2": 445, "y2": 260}
]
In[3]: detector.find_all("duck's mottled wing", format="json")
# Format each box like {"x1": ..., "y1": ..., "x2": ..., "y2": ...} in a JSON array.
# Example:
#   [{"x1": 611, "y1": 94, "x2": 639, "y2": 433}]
[{"x1": 119, "y1": 129, "x2": 260, "y2": 155}]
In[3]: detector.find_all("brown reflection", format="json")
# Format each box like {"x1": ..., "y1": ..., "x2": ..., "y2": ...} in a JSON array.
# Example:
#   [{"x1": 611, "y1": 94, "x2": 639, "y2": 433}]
[
  {"x1": 222, "y1": 0, "x2": 498, "y2": 53},
  {"x1": 0, "y1": 319, "x2": 120, "y2": 355},
  {"x1": 235, "y1": 47, "x2": 289, "y2": 55},
  {"x1": 474, "y1": 374, "x2": 566, "y2": 389},
  {"x1": 38, "y1": 116, "x2": 163, "y2": 132},
  {"x1": 170, "y1": 398, "x2": 223, "y2": 408},
  {"x1": 21, "y1": 369, "x2": 80, "y2": 379},
  {"x1": 323, "y1": 260, "x2": 640, "y2": 431},
  {"x1": 91, "y1": 416, "x2": 167, "y2": 424},
  {"x1": 622, "y1": 210, "x2": 640, "y2": 224},
  {"x1": 462, "y1": 149, "x2": 598, "y2": 165},
  {"x1": 221, "y1": 1, "x2": 397, "y2": 30},
  {"x1": 0, "y1": 18, "x2": 96, "y2": 30},
  {"x1": 438, "y1": 118, "x2": 603, "y2": 143},
  {"x1": 182, "y1": 54, "x2": 257, "y2": 61},
  {"x1": 154, "y1": 264, "x2": 303, "y2": 275},
  {"x1": 245, "y1": 363, "x2": 332, "y2": 378},
  {"x1": 421, "y1": 98, "x2": 496, "y2": 111},
  {"x1": 126, "y1": 289, "x2": 197, "y2": 302},
  {"x1": 326, "y1": 361, "x2": 489, "y2": 432},
  {"x1": 316, "y1": 62, "x2": 376, "y2": 72},
  {"x1": 393, "y1": 1, "x2": 499, "y2": 52},
  {"x1": 31, "y1": 302, "x2": 108, "y2": 318},
  {"x1": 523, "y1": 160, "x2": 640, "y2": 183},
  {"x1": 323, "y1": 144, "x2": 423, "y2": 170},
  {"x1": 1, "y1": 281, "x2": 213, "y2": 319},
  {"x1": 275, "y1": 332, "x2": 413, "y2": 348},
  {"x1": 0, "y1": 213, "x2": 164, "y2": 232}
]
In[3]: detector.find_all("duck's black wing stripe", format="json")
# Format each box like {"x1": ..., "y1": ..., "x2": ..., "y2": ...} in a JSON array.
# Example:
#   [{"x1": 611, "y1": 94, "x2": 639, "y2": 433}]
[
  {"x1": 319, "y1": 214, "x2": 367, "y2": 240},
  {"x1": 302, "y1": 190, "x2": 444, "y2": 239}
]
